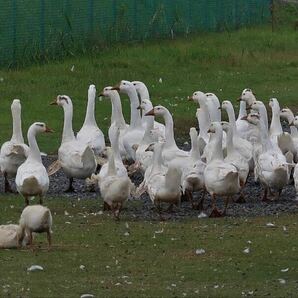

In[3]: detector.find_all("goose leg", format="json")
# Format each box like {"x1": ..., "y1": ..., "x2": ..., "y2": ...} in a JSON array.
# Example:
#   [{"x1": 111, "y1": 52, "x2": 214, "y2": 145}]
[
  {"x1": 274, "y1": 189, "x2": 282, "y2": 201},
  {"x1": 209, "y1": 194, "x2": 222, "y2": 218},
  {"x1": 197, "y1": 190, "x2": 206, "y2": 211},
  {"x1": 166, "y1": 204, "x2": 174, "y2": 212},
  {"x1": 65, "y1": 178, "x2": 75, "y2": 193},
  {"x1": 156, "y1": 201, "x2": 165, "y2": 221},
  {"x1": 185, "y1": 189, "x2": 196, "y2": 209},
  {"x1": 222, "y1": 196, "x2": 230, "y2": 216},
  {"x1": 103, "y1": 201, "x2": 111, "y2": 211},
  {"x1": 47, "y1": 229, "x2": 52, "y2": 250},
  {"x1": 234, "y1": 191, "x2": 246, "y2": 204},
  {"x1": 39, "y1": 195, "x2": 43, "y2": 205},
  {"x1": 29, "y1": 231, "x2": 34, "y2": 251},
  {"x1": 25, "y1": 195, "x2": 29, "y2": 206},
  {"x1": 4, "y1": 172, "x2": 13, "y2": 193},
  {"x1": 262, "y1": 187, "x2": 271, "y2": 202}
]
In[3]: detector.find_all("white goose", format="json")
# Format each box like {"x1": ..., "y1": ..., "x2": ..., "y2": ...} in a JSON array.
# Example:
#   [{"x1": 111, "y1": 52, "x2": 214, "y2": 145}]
[
  {"x1": 15, "y1": 122, "x2": 52, "y2": 205},
  {"x1": 145, "y1": 106, "x2": 189, "y2": 165},
  {"x1": 96, "y1": 147, "x2": 132, "y2": 219},
  {"x1": 77, "y1": 85, "x2": 105, "y2": 156},
  {"x1": 244, "y1": 113, "x2": 290, "y2": 201},
  {"x1": 237, "y1": 88, "x2": 258, "y2": 141},
  {"x1": 50, "y1": 95, "x2": 97, "y2": 192},
  {"x1": 112, "y1": 80, "x2": 145, "y2": 160},
  {"x1": 141, "y1": 142, "x2": 182, "y2": 217},
  {"x1": 0, "y1": 99, "x2": 29, "y2": 192},
  {"x1": 99, "y1": 86, "x2": 128, "y2": 159},
  {"x1": 205, "y1": 93, "x2": 221, "y2": 122},
  {"x1": 204, "y1": 122, "x2": 240, "y2": 217},
  {"x1": 221, "y1": 100, "x2": 253, "y2": 169},
  {"x1": 221, "y1": 121, "x2": 249, "y2": 202},
  {"x1": 132, "y1": 81, "x2": 165, "y2": 137}
]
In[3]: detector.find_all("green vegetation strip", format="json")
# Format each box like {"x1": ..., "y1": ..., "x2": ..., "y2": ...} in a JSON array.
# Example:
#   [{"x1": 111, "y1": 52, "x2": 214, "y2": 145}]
[
  {"x1": 1, "y1": 26, "x2": 298, "y2": 153},
  {"x1": 1, "y1": 196, "x2": 298, "y2": 297}
]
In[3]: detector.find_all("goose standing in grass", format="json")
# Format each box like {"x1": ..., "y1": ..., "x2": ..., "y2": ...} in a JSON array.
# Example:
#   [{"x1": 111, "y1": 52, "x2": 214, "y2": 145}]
[
  {"x1": 18, "y1": 205, "x2": 53, "y2": 249},
  {"x1": 77, "y1": 85, "x2": 105, "y2": 156},
  {"x1": 112, "y1": 80, "x2": 145, "y2": 160},
  {"x1": 244, "y1": 113, "x2": 290, "y2": 201},
  {"x1": 99, "y1": 86, "x2": 128, "y2": 159},
  {"x1": 139, "y1": 141, "x2": 182, "y2": 219},
  {"x1": 96, "y1": 147, "x2": 133, "y2": 219},
  {"x1": 221, "y1": 121, "x2": 249, "y2": 203},
  {"x1": 50, "y1": 95, "x2": 96, "y2": 192},
  {"x1": 16, "y1": 122, "x2": 52, "y2": 205},
  {"x1": 204, "y1": 122, "x2": 240, "y2": 217},
  {"x1": 0, "y1": 99, "x2": 29, "y2": 192},
  {"x1": 132, "y1": 80, "x2": 165, "y2": 137}
]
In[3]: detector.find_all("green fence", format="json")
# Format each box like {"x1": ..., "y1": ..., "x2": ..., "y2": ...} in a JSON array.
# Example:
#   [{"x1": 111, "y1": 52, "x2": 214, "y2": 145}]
[{"x1": 0, "y1": 0, "x2": 271, "y2": 67}]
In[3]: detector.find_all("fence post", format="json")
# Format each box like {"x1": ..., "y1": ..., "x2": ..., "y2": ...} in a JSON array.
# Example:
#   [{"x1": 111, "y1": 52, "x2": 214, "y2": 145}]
[
  {"x1": 12, "y1": 0, "x2": 17, "y2": 66},
  {"x1": 40, "y1": 0, "x2": 45, "y2": 59}
]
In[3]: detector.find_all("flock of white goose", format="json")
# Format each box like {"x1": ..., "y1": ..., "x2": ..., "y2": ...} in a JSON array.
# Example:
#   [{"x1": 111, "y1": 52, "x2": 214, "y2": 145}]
[{"x1": 1, "y1": 80, "x2": 298, "y2": 248}]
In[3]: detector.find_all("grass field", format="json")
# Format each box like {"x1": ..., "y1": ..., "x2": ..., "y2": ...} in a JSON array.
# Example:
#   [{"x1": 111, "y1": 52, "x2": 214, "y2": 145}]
[
  {"x1": 1, "y1": 196, "x2": 298, "y2": 297},
  {"x1": 1, "y1": 24, "x2": 298, "y2": 153}
]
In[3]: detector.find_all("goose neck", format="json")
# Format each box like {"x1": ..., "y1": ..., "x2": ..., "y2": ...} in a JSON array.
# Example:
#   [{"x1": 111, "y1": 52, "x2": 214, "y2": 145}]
[
  {"x1": 237, "y1": 101, "x2": 247, "y2": 120},
  {"x1": 83, "y1": 93, "x2": 97, "y2": 127},
  {"x1": 225, "y1": 105, "x2": 237, "y2": 135},
  {"x1": 163, "y1": 110, "x2": 177, "y2": 148},
  {"x1": 27, "y1": 128, "x2": 42, "y2": 162},
  {"x1": 109, "y1": 92, "x2": 126, "y2": 128},
  {"x1": 190, "y1": 134, "x2": 200, "y2": 160},
  {"x1": 270, "y1": 106, "x2": 283, "y2": 135},
  {"x1": 210, "y1": 129, "x2": 224, "y2": 161},
  {"x1": 126, "y1": 88, "x2": 142, "y2": 128},
  {"x1": 62, "y1": 102, "x2": 75, "y2": 143},
  {"x1": 225, "y1": 128, "x2": 234, "y2": 156},
  {"x1": 11, "y1": 106, "x2": 24, "y2": 143}
]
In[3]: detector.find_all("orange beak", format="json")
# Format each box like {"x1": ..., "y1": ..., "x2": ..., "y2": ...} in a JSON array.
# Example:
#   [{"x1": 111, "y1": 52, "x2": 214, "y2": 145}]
[
  {"x1": 188, "y1": 96, "x2": 193, "y2": 101},
  {"x1": 111, "y1": 84, "x2": 120, "y2": 91},
  {"x1": 50, "y1": 100, "x2": 57, "y2": 105},
  {"x1": 241, "y1": 116, "x2": 248, "y2": 121},
  {"x1": 237, "y1": 97, "x2": 242, "y2": 102},
  {"x1": 145, "y1": 109, "x2": 155, "y2": 116}
]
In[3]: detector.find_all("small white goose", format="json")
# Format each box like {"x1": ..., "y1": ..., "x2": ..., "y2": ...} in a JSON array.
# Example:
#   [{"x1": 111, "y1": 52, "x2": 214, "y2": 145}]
[
  {"x1": 204, "y1": 122, "x2": 240, "y2": 217},
  {"x1": 96, "y1": 147, "x2": 132, "y2": 219},
  {"x1": 0, "y1": 99, "x2": 29, "y2": 192},
  {"x1": 50, "y1": 95, "x2": 97, "y2": 192},
  {"x1": 77, "y1": 85, "x2": 105, "y2": 156},
  {"x1": 15, "y1": 122, "x2": 52, "y2": 205}
]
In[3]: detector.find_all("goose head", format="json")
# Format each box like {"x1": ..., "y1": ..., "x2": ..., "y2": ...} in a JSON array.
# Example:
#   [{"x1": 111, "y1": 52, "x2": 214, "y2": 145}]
[
  {"x1": 188, "y1": 91, "x2": 206, "y2": 105},
  {"x1": 50, "y1": 95, "x2": 71, "y2": 107},
  {"x1": 111, "y1": 80, "x2": 134, "y2": 93},
  {"x1": 207, "y1": 122, "x2": 222, "y2": 134},
  {"x1": 29, "y1": 122, "x2": 53, "y2": 134},
  {"x1": 137, "y1": 99, "x2": 153, "y2": 112},
  {"x1": 238, "y1": 88, "x2": 256, "y2": 107},
  {"x1": 280, "y1": 108, "x2": 294, "y2": 124},
  {"x1": 88, "y1": 84, "x2": 96, "y2": 96},
  {"x1": 144, "y1": 105, "x2": 167, "y2": 117},
  {"x1": 220, "y1": 121, "x2": 231, "y2": 133},
  {"x1": 293, "y1": 116, "x2": 298, "y2": 128},
  {"x1": 132, "y1": 81, "x2": 148, "y2": 96},
  {"x1": 221, "y1": 100, "x2": 233, "y2": 111},
  {"x1": 250, "y1": 100, "x2": 264, "y2": 112},
  {"x1": 269, "y1": 98, "x2": 280, "y2": 111},
  {"x1": 99, "y1": 86, "x2": 117, "y2": 98},
  {"x1": 11, "y1": 99, "x2": 21, "y2": 113},
  {"x1": 241, "y1": 113, "x2": 260, "y2": 126}
]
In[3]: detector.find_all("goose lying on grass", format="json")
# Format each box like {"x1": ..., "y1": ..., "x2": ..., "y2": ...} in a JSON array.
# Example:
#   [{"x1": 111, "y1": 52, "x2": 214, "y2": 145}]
[
  {"x1": 0, "y1": 224, "x2": 30, "y2": 249},
  {"x1": 16, "y1": 122, "x2": 52, "y2": 205}
]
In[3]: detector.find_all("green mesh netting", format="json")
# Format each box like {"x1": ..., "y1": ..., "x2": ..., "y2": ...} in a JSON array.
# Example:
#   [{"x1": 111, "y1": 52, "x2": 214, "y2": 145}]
[{"x1": 0, "y1": 0, "x2": 271, "y2": 67}]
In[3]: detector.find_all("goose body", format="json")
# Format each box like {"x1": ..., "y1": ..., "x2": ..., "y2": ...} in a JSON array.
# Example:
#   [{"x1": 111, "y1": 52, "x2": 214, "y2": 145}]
[
  {"x1": 51, "y1": 95, "x2": 96, "y2": 191},
  {"x1": 0, "y1": 99, "x2": 29, "y2": 192},
  {"x1": 16, "y1": 122, "x2": 52, "y2": 205}
]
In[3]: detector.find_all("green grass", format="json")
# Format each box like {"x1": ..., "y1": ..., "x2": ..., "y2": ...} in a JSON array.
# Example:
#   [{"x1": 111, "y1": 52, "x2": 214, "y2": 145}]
[
  {"x1": 1, "y1": 25, "x2": 298, "y2": 153},
  {"x1": 1, "y1": 196, "x2": 298, "y2": 297}
]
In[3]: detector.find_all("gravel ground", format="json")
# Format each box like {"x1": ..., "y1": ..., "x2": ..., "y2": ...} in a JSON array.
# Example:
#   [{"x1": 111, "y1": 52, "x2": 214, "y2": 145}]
[{"x1": 2, "y1": 154, "x2": 298, "y2": 221}]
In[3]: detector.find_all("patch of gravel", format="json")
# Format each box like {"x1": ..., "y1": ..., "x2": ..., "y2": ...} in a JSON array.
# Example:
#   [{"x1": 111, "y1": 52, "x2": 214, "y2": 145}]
[{"x1": 2, "y1": 154, "x2": 298, "y2": 221}]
